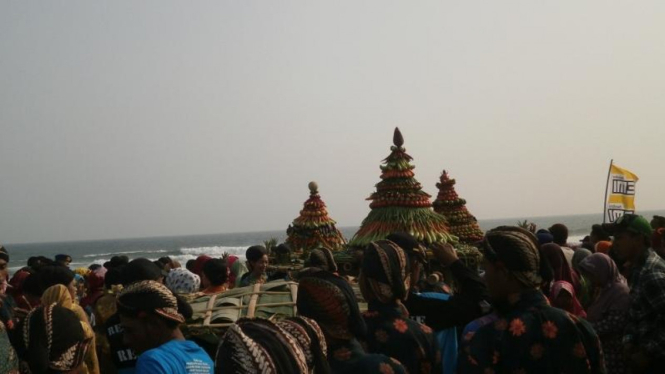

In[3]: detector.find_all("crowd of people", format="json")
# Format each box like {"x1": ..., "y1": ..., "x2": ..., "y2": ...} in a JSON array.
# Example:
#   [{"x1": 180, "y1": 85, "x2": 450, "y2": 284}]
[{"x1": 0, "y1": 213, "x2": 664, "y2": 373}]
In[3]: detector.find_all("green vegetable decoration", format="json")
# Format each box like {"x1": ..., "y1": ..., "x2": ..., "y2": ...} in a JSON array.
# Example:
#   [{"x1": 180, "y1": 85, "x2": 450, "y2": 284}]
[
  {"x1": 349, "y1": 128, "x2": 456, "y2": 247},
  {"x1": 286, "y1": 181, "x2": 347, "y2": 253},
  {"x1": 432, "y1": 170, "x2": 484, "y2": 244}
]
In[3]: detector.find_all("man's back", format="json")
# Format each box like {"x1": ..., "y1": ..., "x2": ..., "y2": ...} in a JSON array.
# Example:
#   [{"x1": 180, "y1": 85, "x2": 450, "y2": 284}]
[{"x1": 136, "y1": 340, "x2": 213, "y2": 374}]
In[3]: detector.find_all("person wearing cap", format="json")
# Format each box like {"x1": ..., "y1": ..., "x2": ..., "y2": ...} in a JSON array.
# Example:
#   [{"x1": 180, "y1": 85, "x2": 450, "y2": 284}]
[
  {"x1": 603, "y1": 214, "x2": 665, "y2": 373},
  {"x1": 0, "y1": 247, "x2": 9, "y2": 294},
  {"x1": 117, "y1": 280, "x2": 213, "y2": 374},
  {"x1": 458, "y1": 226, "x2": 604, "y2": 374}
]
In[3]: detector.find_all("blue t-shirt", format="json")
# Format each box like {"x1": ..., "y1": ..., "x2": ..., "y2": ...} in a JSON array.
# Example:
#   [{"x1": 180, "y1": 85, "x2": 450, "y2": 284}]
[{"x1": 136, "y1": 340, "x2": 213, "y2": 374}]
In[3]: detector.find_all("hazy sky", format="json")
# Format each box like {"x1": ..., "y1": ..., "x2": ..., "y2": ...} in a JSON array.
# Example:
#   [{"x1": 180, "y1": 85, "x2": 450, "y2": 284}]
[{"x1": 2, "y1": 2, "x2": 664, "y2": 244}]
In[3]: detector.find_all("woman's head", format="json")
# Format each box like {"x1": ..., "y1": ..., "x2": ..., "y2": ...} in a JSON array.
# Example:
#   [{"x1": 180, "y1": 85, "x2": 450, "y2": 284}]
[
  {"x1": 246, "y1": 245, "x2": 269, "y2": 274},
  {"x1": 36, "y1": 266, "x2": 77, "y2": 300},
  {"x1": 551, "y1": 281, "x2": 575, "y2": 312},
  {"x1": 480, "y1": 226, "x2": 543, "y2": 301},
  {"x1": 359, "y1": 240, "x2": 410, "y2": 304},
  {"x1": 202, "y1": 259, "x2": 228, "y2": 288},
  {"x1": 577, "y1": 253, "x2": 621, "y2": 287}
]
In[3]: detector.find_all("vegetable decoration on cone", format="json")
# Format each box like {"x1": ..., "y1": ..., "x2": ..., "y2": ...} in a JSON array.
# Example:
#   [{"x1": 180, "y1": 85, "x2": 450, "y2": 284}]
[
  {"x1": 286, "y1": 181, "x2": 347, "y2": 254},
  {"x1": 432, "y1": 170, "x2": 484, "y2": 269},
  {"x1": 349, "y1": 128, "x2": 456, "y2": 247},
  {"x1": 432, "y1": 170, "x2": 484, "y2": 244}
]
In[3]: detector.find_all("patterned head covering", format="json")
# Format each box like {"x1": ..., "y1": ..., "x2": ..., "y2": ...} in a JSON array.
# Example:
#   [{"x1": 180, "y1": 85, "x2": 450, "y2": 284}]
[
  {"x1": 117, "y1": 280, "x2": 185, "y2": 323},
  {"x1": 165, "y1": 268, "x2": 201, "y2": 294},
  {"x1": 277, "y1": 317, "x2": 329, "y2": 374},
  {"x1": 297, "y1": 271, "x2": 366, "y2": 341},
  {"x1": 481, "y1": 226, "x2": 543, "y2": 289},
  {"x1": 215, "y1": 318, "x2": 308, "y2": 374},
  {"x1": 359, "y1": 240, "x2": 410, "y2": 304},
  {"x1": 19, "y1": 303, "x2": 91, "y2": 373},
  {"x1": 305, "y1": 248, "x2": 338, "y2": 273}
]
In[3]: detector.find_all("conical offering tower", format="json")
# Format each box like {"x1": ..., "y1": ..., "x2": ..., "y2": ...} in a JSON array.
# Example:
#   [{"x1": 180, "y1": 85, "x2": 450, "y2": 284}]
[
  {"x1": 349, "y1": 128, "x2": 456, "y2": 247},
  {"x1": 286, "y1": 181, "x2": 347, "y2": 253},
  {"x1": 432, "y1": 170, "x2": 484, "y2": 244}
]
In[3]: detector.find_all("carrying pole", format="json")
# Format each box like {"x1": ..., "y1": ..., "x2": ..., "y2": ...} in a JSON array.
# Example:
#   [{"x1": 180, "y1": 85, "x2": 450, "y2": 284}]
[{"x1": 602, "y1": 159, "x2": 614, "y2": 223}]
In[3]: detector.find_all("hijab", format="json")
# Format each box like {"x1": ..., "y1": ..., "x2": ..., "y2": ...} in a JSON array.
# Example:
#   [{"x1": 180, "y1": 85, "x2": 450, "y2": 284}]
[
  {"x1": 165, "y1": 268, "x2": 201, "y2": 294},
  {"x1": 41, "y1": 284, "x2": 90, "y2": 326},
  {"x1": 359, "y1": 240, "x2": 410, "y2": 304},
  {"x1": 550, "y1": 281, "x2": 586, "y2": 318},
  {"x1": 540, "y1": 243, "x2": 580, "y2": 293},
  {"x1": 571, "y1": 248, "x2": 592, "y2": 272},
  {"x1": 577, "y1": 253, "x2": 631, "y2": 322}
]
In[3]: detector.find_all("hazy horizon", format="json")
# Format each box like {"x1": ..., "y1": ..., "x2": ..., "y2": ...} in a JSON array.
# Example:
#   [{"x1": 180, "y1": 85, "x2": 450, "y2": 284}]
[{"x1": 2, "y1": 2, "x2": 664, "y2": 244}]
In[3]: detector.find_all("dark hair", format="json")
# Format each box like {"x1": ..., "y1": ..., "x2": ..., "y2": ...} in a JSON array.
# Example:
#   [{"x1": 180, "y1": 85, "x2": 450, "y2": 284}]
[
  {"x1": 105, "y1": 267, "x2": 124, "y2": 289},
  {"x1": 36, "y1": 266, "x2": 75, "y2": 296},
  {"x1": 246, "y1": 246, "x2": 268, "y2": 263},
  {"x1": 153, "y1": 260, "x2": 166, "y2": 270},
  {"x1": 185, "y1": 259, "x2": 196, "y2": 272},
  {"x1": 158, "y1": 257, "x2": 173, "y2": 266},
  {"x1": 122, "y1": 258, "x2": 162, "y2": 286},
  {"x1": 549, "y1": 224, "x2": 569, "y2": 246},
  {"x1": 27, "y1": 257, "x2": 39, "y2": 267},
  {"x1": 22, "y1": 274, "x2": 42, "y2": 297},
  {"x1": 202, "y1": 259, "x2": 228, "y2": 286},
  {"x1": 88, "y1": 264, "x2": 102, "y2": 271}
]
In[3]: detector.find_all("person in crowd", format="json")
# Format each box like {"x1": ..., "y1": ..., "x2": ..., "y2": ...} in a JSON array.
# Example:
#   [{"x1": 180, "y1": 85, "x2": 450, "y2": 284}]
[
  {"x1": 105, "y1": 256, "x2": 130, "y2": 270},
  {"x1": 117, "y1": 280, "x2": 213, "y2": 374},
  {"x1": 42, "y1": 284, "x2": 100, "y2": 374},
  {"x1": 359, "y1": 240, "x2": 440, "y2": 374},
  {"x1": 215, "y1": 318, "x2": 310, "y2": 374},
  {"x1": 590, "y1": 224, "x2": 612, "y2": 247},
  {"x1": 238, "y1": 246, "x2": 269, "y2": 287},
  {"x1": 165, "y1": 268, "x2": 201, "y2": 295},
  {"x1": 192, "y1": 256, "x2": 212, "y2": 277},
  {"x1": 396, "y1": 235, "x2": 489, "y2": 332},
  {"x1": 185, "y1": 259, "x2": 197, "y2": 273},
  {"x1": 572, "y1": 248, "x2": 593, "y2": 307},
  {"x1": 157, "y1": 257, "x2": 177, "y2": 272},
  {"x1": 277, "y1": 316, "x2": 331, "y2": 374},
  {"x1": 603, "y1": 214, "x2": 665, "y2": 372},
  {"x1": 536, "y1": 229, "x2": 554, "y2": 246},
  {"x1": 81, "y1": 266, "x2": 107, "y2": 310},
  {"x1": 549, "y1": 223, "x2": 575, "y2": 266},
  {"x1": 297, "y1": 271, "x2": 406, "y2": 373},
  {"x1": 305, "y1": 247, "x2": 338, "y2": 273},
  {"x1": 0, "y1": 318, "x2": 19, "y2": 373},
  {"x1": 229, "y1": 257, "x2": 248, "y2": 288},
  {"x1": 549, "y1": 280, "x2": 586, "y2": 318},
  {"x1": 55, "y1": 254, "x2": 73, "y2": 268},
  {"x1": 7, "y1": 269, "x2": 38, "y2": 313},
  {"x1": 35, "y1": 265, "x2": 79, "y2": 301},
  {"x1": 540, "y1": 243, "x2": 581, "y2": 295},
  {"x1": 15, "y1": 304, "x2": 92, "y2": 374},
  {"x1": 225, "y1": 255, "x2": 239, "y2": 287},
  {"x1": 93, "y1": 267, "x2": 124, "y2": 374},
  {"x1": 650, "y1": 215, "x2": 665, "y2": 230},
  {"x1": 595, "y1": 240, "x2": 612, "y2": 254},
  {"x1": 458, "y1": 226, "x2": 604, "y2": 373},
  {"x1": 578, "y1": 253, "x2": 631, "y2": 374},
  {"x1": 201, "y1": 259, "x2": 228, "y2": 295}
]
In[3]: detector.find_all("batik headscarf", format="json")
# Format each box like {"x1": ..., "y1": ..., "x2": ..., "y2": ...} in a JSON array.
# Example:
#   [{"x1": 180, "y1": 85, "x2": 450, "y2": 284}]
[
  {"x1": 550, "y1": 280, "x2": 586, "y2": 318},
  {"x1": 165, "y1": 268, "x2": 201, "y2": 294},
  {"x1": 481, "y1": 226, "x2": 543, "y2": 289},
  {"x1": 19, "y1": 303, "x2": 91, "y2": 373},
  {"x1": 277, "y1": 317, "x2": 329, "y2": 374},
  {"x1": 359, "y1": 240, "x2": 410, "y2": 305},
  {"x1": 305, "y1": 248, "x2": 338, "y2": 273},
  {"x1": 116, "y1": 280, "x2": 185, "y2": 323},
  {"x1": 297, "y1": 271, "x2": 366, "y2": 341},
  {"x1": 215, "y1": 318, "x2": 308, "y2": 374},
  {"x1": 577, "y1": 253, "x2": 631, "y2": 322},
  {"x1": 540, "y1": 243, "x2": 580, "y2": 292},
  {"x1": 41, "y1": 284, "x2": 89, "y2": 326}
]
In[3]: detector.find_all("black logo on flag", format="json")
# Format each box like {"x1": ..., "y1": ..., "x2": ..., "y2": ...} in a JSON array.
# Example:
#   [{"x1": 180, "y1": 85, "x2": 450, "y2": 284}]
[
  {"x1": 607, "y1": 209, "x2": 635, "y2": 223},
  {"x1": 612, "y1": 179, "x2": 636, "y2": 196}
]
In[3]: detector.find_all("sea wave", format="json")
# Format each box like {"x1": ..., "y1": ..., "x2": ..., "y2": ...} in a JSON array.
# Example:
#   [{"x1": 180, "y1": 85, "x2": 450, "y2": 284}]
[
  {"x1": 83, "y1": 249, "x2": 168, "y2": 258},
  {"x1": 179, "y1": 246, "x2": 247, "y2": 257}
]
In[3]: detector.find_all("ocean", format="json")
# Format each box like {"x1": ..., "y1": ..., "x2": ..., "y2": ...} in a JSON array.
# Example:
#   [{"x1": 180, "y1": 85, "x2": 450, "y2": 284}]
[{"x1": 5, "y1": 210, "x2": 665, "y2": 274}]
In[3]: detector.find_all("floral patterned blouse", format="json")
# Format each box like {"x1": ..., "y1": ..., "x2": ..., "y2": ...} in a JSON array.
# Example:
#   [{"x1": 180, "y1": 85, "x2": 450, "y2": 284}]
[
  {"x1": 458, "y1": 290, "x2": 606, "y2": 374},
  {"x1": 362, "y1": 301, "x2": 441, "y2": 374},
  {"x1": 327, "y1": 339, "x2": 407, "y2": 374}
]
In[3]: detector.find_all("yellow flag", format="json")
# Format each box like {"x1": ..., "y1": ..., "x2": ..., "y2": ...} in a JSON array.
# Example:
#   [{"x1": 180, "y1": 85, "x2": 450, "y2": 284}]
[{"x1": 605, "y1": 163, "x2": 638, "y2": 223}]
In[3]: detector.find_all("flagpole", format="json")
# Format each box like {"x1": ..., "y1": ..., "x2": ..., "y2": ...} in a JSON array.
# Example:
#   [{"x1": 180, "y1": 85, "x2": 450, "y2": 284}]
[{"x1": 603, "y1": 159, "x2": 613, "y2": 223}]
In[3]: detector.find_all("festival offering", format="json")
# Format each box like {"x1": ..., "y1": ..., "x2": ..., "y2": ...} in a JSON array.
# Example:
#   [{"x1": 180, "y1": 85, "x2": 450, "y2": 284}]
[
  {"x1": 349, "y1": 128, "x2": 456, "y2": 247},
  {"x1": 432, "y1": 170, "x2": 484, "y2": 244},
  {"x1": 285, "y1": 181, "x2": 347, "y2": 253}
]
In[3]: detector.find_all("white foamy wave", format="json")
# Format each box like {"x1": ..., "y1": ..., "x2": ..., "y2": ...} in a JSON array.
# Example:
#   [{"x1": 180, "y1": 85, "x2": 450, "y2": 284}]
[
  {"x1": 83, "y1": 249, "x2": 168, "y2": 258},
  {"x1": 179, "y1": 246, "x2": 247, "y2": 257}
]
